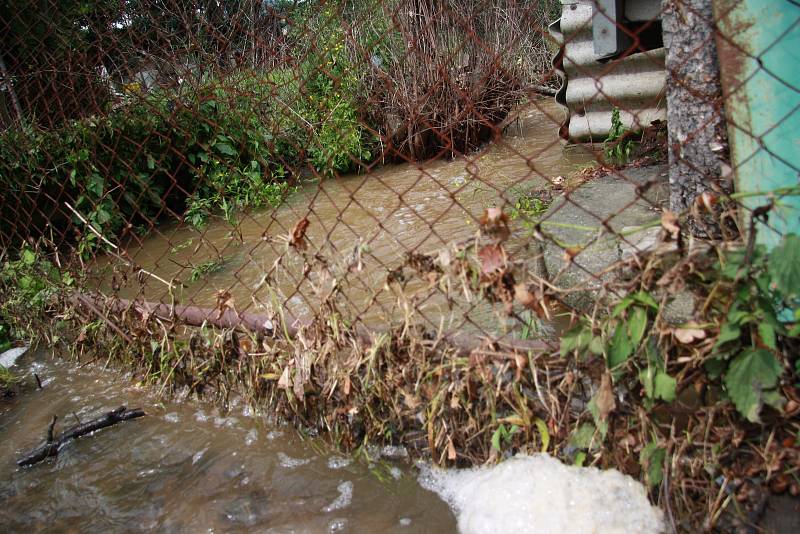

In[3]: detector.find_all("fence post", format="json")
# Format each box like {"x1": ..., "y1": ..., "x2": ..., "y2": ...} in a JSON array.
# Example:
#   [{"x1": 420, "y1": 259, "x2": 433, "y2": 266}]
[{"x1": 661, "y1": 0, "x2": 729, "y2": 231}]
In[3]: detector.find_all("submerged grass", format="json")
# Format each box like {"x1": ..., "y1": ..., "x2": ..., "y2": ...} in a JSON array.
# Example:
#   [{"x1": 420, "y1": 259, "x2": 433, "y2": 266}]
[{"x1": 0, "y1": 365, "x2": 19, "y2": 391}]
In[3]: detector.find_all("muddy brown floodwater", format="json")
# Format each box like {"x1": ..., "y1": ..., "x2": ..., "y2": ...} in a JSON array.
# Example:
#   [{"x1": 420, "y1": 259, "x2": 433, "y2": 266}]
[
  {"x1": 1, "y1": 102, "x2": 597, "y2": 531},
  {"x1": 105, "y1": 99, "x2": 593, "y2": 335},
  {"x1": 1, "y1": 350, "x2": 456, "y2": 532}
]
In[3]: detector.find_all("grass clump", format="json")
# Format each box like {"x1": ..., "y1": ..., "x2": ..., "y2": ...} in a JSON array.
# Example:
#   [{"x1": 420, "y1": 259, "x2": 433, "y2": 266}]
[{"x1": 0, "y1": 365, "x2": 19, "y2": 389}]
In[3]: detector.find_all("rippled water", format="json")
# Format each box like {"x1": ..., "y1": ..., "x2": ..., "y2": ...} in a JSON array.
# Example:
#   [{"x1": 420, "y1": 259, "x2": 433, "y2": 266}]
[
  {"x1": 1, "y1": 101, "x2": 601, "y2": 532},
  {"x1": 102, "y1": 99, "x2": 592, "y2": 333},
  {"x1": 0, "y1": 351, "x2": 455, "y2": 532}
]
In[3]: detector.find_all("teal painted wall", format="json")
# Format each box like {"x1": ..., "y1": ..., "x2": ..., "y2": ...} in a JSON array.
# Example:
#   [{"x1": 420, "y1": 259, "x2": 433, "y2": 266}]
[{"x1": 715, "y1": 0, "x2": 800, "y2": 247}]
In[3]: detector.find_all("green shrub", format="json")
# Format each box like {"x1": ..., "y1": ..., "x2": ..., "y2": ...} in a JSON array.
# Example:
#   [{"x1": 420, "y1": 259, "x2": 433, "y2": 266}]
[
  {"x1": 561, "y1": 232, "x2": 799, "y2": 423},
  {"x1": 0, "y1": 62, "x2": 377, "y2": 248}
]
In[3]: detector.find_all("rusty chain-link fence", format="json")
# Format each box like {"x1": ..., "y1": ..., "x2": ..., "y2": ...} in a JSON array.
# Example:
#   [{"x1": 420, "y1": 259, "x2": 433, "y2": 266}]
[
  {"x1": 1, "y1": 0, "x2": 798, "y2": 527},
  {"x1": 1, "y1": 0, "x2": 795, "y2": 343}
]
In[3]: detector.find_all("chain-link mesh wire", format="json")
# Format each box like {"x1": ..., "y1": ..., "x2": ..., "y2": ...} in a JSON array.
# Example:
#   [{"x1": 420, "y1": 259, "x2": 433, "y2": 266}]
[
  {"x1": 1, "y1": 0, "x2": 799, "y2": 525},
  {"x1": 1, "y1": 2, "x2": 797, "y2": 362}
]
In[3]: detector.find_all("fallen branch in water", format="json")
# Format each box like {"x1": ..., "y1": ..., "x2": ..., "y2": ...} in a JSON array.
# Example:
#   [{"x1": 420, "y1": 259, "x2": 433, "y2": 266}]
[
  {"x1": 17, "y1": 406, "x2": 145, "y2": 467},
  {"x1": 70, "y1": 293, "x2": 555, "y2": 356}
]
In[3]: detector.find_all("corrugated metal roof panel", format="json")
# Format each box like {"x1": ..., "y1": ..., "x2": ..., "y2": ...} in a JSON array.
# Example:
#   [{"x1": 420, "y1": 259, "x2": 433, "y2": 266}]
[{"x1": 551, "y1": 1, "x2": 667, "y2": 141}]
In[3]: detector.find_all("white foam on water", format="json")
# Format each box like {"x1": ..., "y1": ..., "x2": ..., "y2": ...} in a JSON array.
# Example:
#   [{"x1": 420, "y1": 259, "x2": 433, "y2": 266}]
[
  {"x1": 323, "y1": 481, "x2": 354, "y2": 512},
  {"x1": 418, "y1": 454, "x2": 665, "y2": 534},
  {"x1": 163, "y1": 412, "x2": 180, "y2": 423},
  {"x1": 380, "y1": 445, "x2": 408, "y2": 459},
  {"x1": 277, "y1": 452, "x2": 311, "y2": 469},
  {"x1": 244, "y1": 428, "x2": 258, "y2": 446},
  {"x1": 327, "y1": 456, "x2": 352, "y2": 470},
  {"x1": 328, "y1": 518, "x2": 347, "y2": 532},
  {"x1": 0, "y1": 346, "x2": 27, "y2": 368},
  {"x1": 192, "y1": 447, "x2": 208, "y2": 465},
  {"x1": 213, "y1": 416, "x2": 239, "y2": 428},
  {"x1": 266, "y1": 430, "x2": 284, "y2": 441}
]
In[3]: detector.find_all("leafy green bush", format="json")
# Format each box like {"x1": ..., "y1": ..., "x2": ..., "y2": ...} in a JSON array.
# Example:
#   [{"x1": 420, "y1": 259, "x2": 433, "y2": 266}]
[
  {"x1": 0, "y1": 247, "x2": 69, "y2": 348},
  {"x1": 707, "y1": 234, "x2": 799, "y2": 420},
  {"x1": 293, "y1": 4, "x2": 374, "y2": 174},
  {"x1": 561, "y1": 233, "x2": 799, "y2": 423},
  {"x1": 0, "y1": 60, "x2": 377, "y2": 248}
]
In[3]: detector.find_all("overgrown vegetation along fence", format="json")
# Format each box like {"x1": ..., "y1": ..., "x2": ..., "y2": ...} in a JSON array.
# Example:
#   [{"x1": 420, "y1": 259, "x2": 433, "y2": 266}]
[{"x1": 1, "y1": 0, "x2": 799, "y2": 530}]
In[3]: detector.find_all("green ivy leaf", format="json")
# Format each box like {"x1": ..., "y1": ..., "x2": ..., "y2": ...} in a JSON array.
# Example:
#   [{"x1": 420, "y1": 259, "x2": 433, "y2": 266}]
[
  {"x1": 632, "y1": 290, "x2": 659, "y2": 310},
  {"x1": 569, "y1": 422, "x2": 596, "y2": 450},
  {"x1": 21, "y1": 248, "x2": 36, "y2": 266},
  {"x1": 789, "y1": 322, "x2": 800, "y2": 337},
  {"x1": 214, "y1": 142, "x2": 237, "y2": 156},
  {"x1": 612, "y1": 296, "x2": 634, "y2": 318},
  {"x1": 769, "y1": 234, "x2": 800, "y2": 299},
  {"x1": 715, "y1": 322, "x2": 741, "y2": 347},
  {"x1": 608, "y1": 325, "x2": 633, "y2": 368},
  {"x1": 560, "y1": 324, "x2": 588, "y2": 357},
  {"x1": 87, "y1": 172, "x2": 104, "y2": 197},
  {"x1": 534, "y1": 418, "x2": 550, "y2": 453},
  {"x1": 491, "y1": 424, "x2": 504, "y2": 452},
  {"x1": 640, "y1": 442, "x2": 665, "y2": 487},
  {"x1": 588, "y1": 396, "x2": 609, "y2": 440},
  {"x1": 654, "y1": 371, "x2": 677, "y2": 402},
  {"x1": 627, "y1": 306, "x2": 648, "y2": 347},
  {"x1": 588, "y1": 335, "x2": 604, "y2": 355},
  {"x1": 724, "y1": 349, "x2": 783, "y2": 422},
  {"x1": 758, "y1": 322, "x2": 777, "y2": 350}
]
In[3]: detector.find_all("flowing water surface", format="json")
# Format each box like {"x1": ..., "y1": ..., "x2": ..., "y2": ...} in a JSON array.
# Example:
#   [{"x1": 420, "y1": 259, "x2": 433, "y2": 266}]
[
  {"x1": 106, "y1": 100, "x2": 593, "y2": 333},
  {"x1": 1, "y1": 101, "x2": 599, "y2": 533},
  {"x1": 1, "y1": 351, "x2": 455, "y2": 532}
]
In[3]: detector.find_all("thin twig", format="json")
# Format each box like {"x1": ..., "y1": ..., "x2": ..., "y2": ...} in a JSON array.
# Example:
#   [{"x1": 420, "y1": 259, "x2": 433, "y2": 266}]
[{"x1": 63, "y1": 201, "x2": 175, "y2": 289}]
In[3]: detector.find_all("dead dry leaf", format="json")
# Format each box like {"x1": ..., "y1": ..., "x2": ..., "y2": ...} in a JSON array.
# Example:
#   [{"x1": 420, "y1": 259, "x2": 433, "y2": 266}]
[
  {"x1": 277, "y1": 366, "x2": 292, "y2": 390},
  {"x1": 661, "y1": 210, "x2": 680, "y2": 239},
  {"x1": 674, "y1": 326, "x2": 706, "y2": 344},
  {"x1": 513, "y1": 283, "x2": 550, "y2": 319},
  {"x1": 343, "y1": 375, "x2": 351, "y2": 396},
  {"x1": 596, "y1": 373, "x2": 616, "y2": 421},
  {"x1": 478, "y1": 244, "x2": 506, "y2": 276},
  {"x1": 562, "y1": 246, "x2": 582, "y2": 263},
  {"x1": 290, "y1": 216, "x2": 310, "y2": 250},
  {"x1": 479, "y1": 207, "x2": 510, "y2": 242},
  {"x1": 403, "y1": 390, "x2": 421, "y2": 410},
  {"x1": 215, "y1": 289, "x2": 234, "y2": 319},
  {"x1": 697, "y1": 191, "x2": 718, "y2": 213},
  {"x1": 447, "y1": 436, "x2": 457, "y2": 460},
  {"x1": 514, "y1": 352, "x2": 527, "y2": 381},
  {"x1": 480, "y1": 207, "x2": 507, "y2": 226}
]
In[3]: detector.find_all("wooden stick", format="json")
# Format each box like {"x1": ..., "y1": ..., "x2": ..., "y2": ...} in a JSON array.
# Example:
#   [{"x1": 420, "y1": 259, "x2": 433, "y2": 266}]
[
  {"x1": 17, "y1": 406, "x2": 145, "y2": 467},
  {"x1": 71, "y1": 293, "x2": 556, "y2": 356},
  {"x1": 63, "y1": 201, "x2": 175, "y2": 290}
]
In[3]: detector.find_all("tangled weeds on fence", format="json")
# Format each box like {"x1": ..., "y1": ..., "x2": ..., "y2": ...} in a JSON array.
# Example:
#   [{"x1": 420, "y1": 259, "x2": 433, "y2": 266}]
[
  {"x1": 2, "y1": 0, "x2": 800, "y2": 531},
  {"x1": 3, "y1": 185, "x2": 799, "y2": 530}
]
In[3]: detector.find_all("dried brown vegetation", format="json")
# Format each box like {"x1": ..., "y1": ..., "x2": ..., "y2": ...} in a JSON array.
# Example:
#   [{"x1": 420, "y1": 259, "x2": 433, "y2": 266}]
[
  {"x1": 4, "y1": 191, "x2": 797, "y2": 531},
  {"x1": 353, "y1": 0, "x2": 557, "y2": 159}
]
